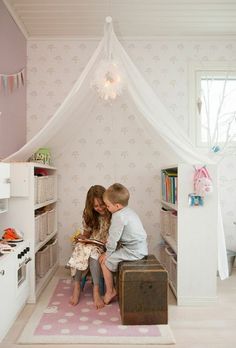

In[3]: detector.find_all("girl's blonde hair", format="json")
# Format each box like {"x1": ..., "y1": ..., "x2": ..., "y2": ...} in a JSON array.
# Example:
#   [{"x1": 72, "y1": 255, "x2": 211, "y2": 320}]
[{"x1": 104, "y1": 183, "x2": 130, "y2": 206}]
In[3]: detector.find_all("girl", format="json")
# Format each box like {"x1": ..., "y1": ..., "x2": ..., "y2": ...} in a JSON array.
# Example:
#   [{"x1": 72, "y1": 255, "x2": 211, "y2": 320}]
[{"x1": 68, "y1": 185, "x2": 111, "y2": 309}]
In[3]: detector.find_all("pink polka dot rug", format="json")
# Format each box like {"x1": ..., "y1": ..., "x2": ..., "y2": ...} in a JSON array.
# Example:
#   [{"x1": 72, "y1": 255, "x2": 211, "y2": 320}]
[{"x1": 18, "y1": 277, "x2": 175, "y2": 344}]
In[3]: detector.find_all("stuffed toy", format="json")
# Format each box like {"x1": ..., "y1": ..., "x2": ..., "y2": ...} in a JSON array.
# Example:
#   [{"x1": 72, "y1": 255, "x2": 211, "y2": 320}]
[
  {"x1": 70, "y1": 229, "x2": 82, "y2": 243},
  {"x1": 193, "y1": 166, "x2": 213, "y2": 197}
]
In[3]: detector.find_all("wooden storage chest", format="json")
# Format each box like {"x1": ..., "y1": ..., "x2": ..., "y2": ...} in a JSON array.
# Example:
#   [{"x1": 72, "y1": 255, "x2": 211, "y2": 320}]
[{"x1": 118, "y1": 255, "x2": 168, "y2": 325}]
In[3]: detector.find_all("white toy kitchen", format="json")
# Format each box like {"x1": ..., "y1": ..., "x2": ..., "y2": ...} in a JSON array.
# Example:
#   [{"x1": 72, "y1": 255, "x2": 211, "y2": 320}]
[
  {"x1": 0, "y1": 163, "x2": 30, "y2": 341},
  {"x1": 0, "y1": 162, "x2": 58, "y2": 342}
]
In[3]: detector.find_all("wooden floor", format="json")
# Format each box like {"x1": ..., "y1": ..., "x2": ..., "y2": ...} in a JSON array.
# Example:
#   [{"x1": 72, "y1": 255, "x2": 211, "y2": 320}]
[{"x1": 2, "y1": 267, "x2": 236, "y2": 348}]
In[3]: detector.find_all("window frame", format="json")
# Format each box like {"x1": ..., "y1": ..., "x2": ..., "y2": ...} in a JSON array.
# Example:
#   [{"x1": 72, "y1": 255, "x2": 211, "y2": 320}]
[{"x1": 189, "y1": 62, "x2": 236, "y2": 148}]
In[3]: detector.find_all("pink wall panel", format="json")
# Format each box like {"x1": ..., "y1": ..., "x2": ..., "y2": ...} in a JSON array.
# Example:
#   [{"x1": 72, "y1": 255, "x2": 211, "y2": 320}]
[{"x1": 0, "y1": 0, "x2": 26, "y2": 159}]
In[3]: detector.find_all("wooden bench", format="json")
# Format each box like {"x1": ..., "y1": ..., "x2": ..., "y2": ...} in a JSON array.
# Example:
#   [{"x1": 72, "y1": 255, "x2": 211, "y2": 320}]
[{"x1": 117, "y1": 255, "x2": 168, "y2": 325}]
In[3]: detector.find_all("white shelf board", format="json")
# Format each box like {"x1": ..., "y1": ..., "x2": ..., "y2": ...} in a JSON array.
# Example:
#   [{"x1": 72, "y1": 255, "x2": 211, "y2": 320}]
[
  {"x1": 161, "y1": 233, "x2": 177, "y2": 254},
  {"x1": 161, "y1": 164, "x2": 177, "y2": 170},
  {"x1": 161, "y1": 200, "x2": 178, "y2": 211},
  {"x1": 35, "y1": 230, "x2": 57, "y2": 253},
  {"x1": 34, "y1": 199, "x2": 57, "y2": 210},
  {"x1": 23, "y1": 162, "x2": 57, "y2": 170}
]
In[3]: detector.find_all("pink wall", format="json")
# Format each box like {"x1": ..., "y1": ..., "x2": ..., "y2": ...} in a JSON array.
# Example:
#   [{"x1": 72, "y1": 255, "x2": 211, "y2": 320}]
[{"x1": 0, "y1": 0, "x2": 26, "y2": 159}]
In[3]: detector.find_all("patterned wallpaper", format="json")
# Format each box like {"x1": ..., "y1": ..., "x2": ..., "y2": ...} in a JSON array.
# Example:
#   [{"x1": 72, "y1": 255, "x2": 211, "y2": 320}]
[{"x1": 27, "y1": 38, "x2": 236, "y2": 264}]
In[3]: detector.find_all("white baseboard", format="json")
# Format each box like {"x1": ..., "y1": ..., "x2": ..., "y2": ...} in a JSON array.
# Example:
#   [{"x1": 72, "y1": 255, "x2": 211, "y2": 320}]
[{"x1": 177, "y1": 296, "x2": 217, "y2": 306}]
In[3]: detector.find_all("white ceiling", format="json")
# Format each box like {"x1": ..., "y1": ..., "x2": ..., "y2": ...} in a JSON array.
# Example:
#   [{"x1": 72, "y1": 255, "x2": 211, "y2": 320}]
[{"x1": 3, "y1": 0, "x2": 236, "y2": 39}]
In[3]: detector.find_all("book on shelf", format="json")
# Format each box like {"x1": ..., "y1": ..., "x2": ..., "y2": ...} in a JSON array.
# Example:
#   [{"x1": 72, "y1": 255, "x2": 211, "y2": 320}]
[{"x1": 161, "y1": 168, "x2": 178, "y2": 204}]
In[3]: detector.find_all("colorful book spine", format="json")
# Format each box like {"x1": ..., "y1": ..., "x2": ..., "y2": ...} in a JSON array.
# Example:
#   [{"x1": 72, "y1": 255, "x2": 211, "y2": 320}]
[{"x1": 161, "y1": 168, "x2": 178, "y2": 204}]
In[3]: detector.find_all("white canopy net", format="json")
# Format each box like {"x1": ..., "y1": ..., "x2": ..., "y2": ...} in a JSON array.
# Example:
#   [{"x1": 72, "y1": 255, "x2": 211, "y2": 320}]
[{"x1": 4, "y1": 17, "x2": 228, "y2": 279}]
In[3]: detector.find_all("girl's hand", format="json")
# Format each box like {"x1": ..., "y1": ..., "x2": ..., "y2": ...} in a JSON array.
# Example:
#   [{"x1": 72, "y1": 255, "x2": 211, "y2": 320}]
[
  {"x1": 73, "y1": 235, "x2": 85, "y2": 244},
  {"x1": 99, "y1": 253, "x2": 106, "y2": 265},
  {"x1": 76, "y1": 234, "x2": 87, "y2": 240}
]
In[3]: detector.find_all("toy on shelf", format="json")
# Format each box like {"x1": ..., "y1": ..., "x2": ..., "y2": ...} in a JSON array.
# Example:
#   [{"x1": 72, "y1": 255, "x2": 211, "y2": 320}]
[{"x1": 189, "y1": 166, "x2": 213, "y2": 206}]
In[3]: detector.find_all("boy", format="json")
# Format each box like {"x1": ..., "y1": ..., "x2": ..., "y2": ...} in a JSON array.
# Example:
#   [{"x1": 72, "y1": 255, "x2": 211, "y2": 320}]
[{"x1": 99, "y1": 183, "x2": 148, "y2": 304}]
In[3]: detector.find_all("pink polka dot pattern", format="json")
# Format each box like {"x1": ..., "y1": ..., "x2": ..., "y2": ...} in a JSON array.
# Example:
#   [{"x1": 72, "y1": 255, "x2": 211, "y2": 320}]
[{"x1": 34, "y1": 279, "x2": 161, "y2": 337}]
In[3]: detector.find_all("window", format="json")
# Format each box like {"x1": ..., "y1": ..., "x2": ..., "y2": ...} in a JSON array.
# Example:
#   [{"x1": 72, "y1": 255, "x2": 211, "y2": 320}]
[{"x1": 189, "y1": 64, "x2": 236, "y2": 150}]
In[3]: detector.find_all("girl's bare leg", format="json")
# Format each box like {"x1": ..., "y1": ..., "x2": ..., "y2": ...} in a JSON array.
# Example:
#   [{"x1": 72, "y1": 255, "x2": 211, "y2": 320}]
[
  {"x1": 69, "y1": 281, "x2": 81, "y2": 305},
  {"x1": 89, "y1": 257, "x2": 105, "y2": 309}
]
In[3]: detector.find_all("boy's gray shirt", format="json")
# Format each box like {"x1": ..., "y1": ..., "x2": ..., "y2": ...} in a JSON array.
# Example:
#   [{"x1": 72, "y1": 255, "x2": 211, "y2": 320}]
[{"x1": 106, "y1": 206, "x2": 148, "y2": 257}]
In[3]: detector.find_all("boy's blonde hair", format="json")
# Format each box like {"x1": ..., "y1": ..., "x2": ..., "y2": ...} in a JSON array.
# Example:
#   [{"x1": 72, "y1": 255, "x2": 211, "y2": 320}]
[{"x1": 104, "y1": 183, "x2": 130, "y2": 207}]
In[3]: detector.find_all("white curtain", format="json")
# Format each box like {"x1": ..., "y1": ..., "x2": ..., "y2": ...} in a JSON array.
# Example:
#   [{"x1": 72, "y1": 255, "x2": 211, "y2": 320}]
[{"x1": 4, "y1": 18, "x2": 228, "y2": 279}]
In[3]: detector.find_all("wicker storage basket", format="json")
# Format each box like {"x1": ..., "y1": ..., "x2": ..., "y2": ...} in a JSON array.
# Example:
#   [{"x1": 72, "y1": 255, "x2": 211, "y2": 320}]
[
  {"x1": 46, "y1": 175, "x2": 56, "y2": 201},
  {"x1": 49, "y1": 238, "x2": 58, "y2": 268},
  {"x1": 164, "y1": 246, "x2": 175, "y2": 275},
  {"x1": 170, "y1": 212, "x2": 177, "y2": 242},
  {"x1": 37, "y1": 176, "x2": 48, "y2": 203},
  {"x1": 47, "y1": 208, "x2": 56, "y2": 235},
  {"x1": 34, "y1": 176, "x2": 38, "y2": 204},
  {"x1": 160, "y1": 208, "x2": 172, "y2": 236},
  {"x1": 158, "y1": 243, "x2": 168, "y2": 269},
  {"x1": 170, "y1": 255, "x2": 177, "y2": 290},
  {"x1": 35, "y1": 245, "x2": 50, "y2": 278},
  {"x1": 39, "y1": 211, "x2": 48, "y2": 240},
  {"x1": 34, "y1": 215, "x2": 40, "y2": 246}
]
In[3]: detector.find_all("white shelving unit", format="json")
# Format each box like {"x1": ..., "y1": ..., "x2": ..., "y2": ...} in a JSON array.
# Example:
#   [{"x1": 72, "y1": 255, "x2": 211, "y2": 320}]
[
  {"x1": 159, "y1": 163, "x2": 218, "y2": 306},
  {"x1": 1, "y1": 162, "x2": 58, "y2": 303}
]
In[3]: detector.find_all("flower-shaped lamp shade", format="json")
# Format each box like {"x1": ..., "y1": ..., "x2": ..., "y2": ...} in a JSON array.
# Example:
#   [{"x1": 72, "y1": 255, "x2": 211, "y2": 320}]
[{"x1": 91, "y1": 60, "x2": 125, "y2": 101}]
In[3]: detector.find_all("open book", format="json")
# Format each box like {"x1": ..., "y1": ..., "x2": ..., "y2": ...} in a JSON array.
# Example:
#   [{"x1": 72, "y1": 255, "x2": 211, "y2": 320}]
[{"x1": 76, "y1": 238, "x2": 106, "y2": 249}]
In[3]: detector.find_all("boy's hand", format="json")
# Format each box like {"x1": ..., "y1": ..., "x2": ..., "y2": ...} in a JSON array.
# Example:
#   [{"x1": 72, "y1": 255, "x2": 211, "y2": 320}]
[{"x1": 99, "y1": 253, "x2": 106, "y2": 265}]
